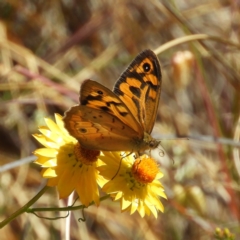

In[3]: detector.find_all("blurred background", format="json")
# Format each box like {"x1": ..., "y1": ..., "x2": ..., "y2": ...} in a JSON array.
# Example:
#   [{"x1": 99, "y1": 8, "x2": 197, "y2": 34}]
[{"x1": 0, "y1": 0, "x2": 240, "y2": 239}]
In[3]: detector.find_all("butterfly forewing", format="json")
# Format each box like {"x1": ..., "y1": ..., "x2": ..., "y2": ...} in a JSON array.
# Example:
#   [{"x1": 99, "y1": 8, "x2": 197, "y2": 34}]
[
  {"x1": 79, "y1": 80, "x2": 143, "y2": 135},
  {"x1": 113, "y1": 49, "x2": 162, "y2": 134}
]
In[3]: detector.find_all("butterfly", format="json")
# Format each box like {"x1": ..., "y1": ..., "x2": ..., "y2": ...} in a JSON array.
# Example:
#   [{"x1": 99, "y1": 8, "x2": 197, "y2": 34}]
[{"x1": 63, "y1": 49, "x2": 162, "y2": 153}]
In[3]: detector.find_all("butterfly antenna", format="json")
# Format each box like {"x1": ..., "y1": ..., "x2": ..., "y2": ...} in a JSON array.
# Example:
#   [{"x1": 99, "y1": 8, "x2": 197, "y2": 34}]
[
  {"x1": 156, "y1": 134, "x2": 189, "y2": 141},
  {"x1": 157, "y1": 144, "x2": 175, "y2": 164},
  {"x1": 156, "y1": 146, "x2": 165, "y2": 157}
]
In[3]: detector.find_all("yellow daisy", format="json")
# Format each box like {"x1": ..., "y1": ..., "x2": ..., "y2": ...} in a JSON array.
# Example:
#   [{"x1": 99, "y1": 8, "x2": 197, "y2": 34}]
[
  {"x1": 98, "y1": 152, "x2": 167, "y2": 218},
  {"x1": 33, "y1": 113, "x2": 105, "y2": 206}
]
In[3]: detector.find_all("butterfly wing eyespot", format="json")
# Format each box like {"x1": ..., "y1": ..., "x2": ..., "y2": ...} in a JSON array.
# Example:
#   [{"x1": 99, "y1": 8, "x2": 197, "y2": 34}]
[
  {"x1": 63, "y1": 49, "x2": 162, "y2": 152},
  {"x1": 142, "y1": 62, "x2": 151, "y2": 72},
  {"x1": 79, "y1": 128, "x2": 87, "y2": 133}
]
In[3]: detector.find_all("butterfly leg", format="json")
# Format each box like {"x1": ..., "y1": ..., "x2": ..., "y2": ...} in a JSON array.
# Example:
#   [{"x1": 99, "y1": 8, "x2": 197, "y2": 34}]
[{"x1": 111, "y1": 151, "x2": 134, "y2": 180}]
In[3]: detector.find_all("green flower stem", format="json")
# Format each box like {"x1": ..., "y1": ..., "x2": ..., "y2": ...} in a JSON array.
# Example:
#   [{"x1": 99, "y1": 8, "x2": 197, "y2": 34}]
[
  {"x1": 27, "y1": 194, "x2": 110, "y2": 213},
  {"x1": 0, "y1": 185, "x2": 49, "y2": 229},
  {"x1": 0, "y1": 186, "x2": 110, "y2": 228}
]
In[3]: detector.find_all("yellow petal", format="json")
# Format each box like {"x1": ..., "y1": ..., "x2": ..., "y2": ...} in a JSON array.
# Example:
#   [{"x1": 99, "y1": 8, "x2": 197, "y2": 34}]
[
  {"x1": 43, "y1": 168, "x2": 57, "y2": 178},
  {"x1": 33, "y1": 134, "x2": 59, "y2": 149},
  {"x1": 47, "y1": 177, "x2": 59, "y2": 186},
  {"x1": 148, "y1": 204, "x2": 158, "y2": 218},
  {"x1": 44, "y1": 117, "x2": 61, "y2": 134},
  {"x1": 121, "y1": 197, "x2": 132, "y2": 210},
  {"x1": 138, "y1": 201, "x2": 146, "y2": 217},
  {"x1": 41, "y1": 159, "x2": 57, "y2": 167},
  {"x1": 39, "y1": 128, "x2": 64, "y2": 145},
  {"x1": 156, "y1": 172, "x2": 164, "y2": 179},
  {"x1": 115, "y1": 191, "x2": 123, "y2": 200},
  {"x1": 55, "y1": 114, "x2": 70, "y2": 136},
  {"x1": 34, "y1": 148, "x2": 58, "y2": 157},
  {"x1": 130, "y1": 199, "x2": 138, "y2": 214},
  {"x1": 57, "y1": 170, "x2": 75, "y2": 198},
  {"x1": 34, "y1": 155, "x2": 51, "y2": 165}
]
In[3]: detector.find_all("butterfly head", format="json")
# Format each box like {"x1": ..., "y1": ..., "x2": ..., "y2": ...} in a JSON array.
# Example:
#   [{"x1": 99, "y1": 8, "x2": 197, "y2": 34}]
[{"x1": 142, "y1": 132, "x2": 160, "y2": 151}]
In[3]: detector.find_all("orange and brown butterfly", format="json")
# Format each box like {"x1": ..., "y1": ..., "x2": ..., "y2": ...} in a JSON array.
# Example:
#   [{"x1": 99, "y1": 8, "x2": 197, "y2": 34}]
[{"x1": 63, "y1": 49, "x2": 162, "y2": 153}]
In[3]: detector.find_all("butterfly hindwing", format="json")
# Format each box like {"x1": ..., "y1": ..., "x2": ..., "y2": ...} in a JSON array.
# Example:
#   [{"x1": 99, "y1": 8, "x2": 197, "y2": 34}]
[
  {"x1": 64, "y1": 105, "x2": 141, "y2": 151},
  {"x1": 113, "y1": 49, "x2": 162, "y2": 134}
]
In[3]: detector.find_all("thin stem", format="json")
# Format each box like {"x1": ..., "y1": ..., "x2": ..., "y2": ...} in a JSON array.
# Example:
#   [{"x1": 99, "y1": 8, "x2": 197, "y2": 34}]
[
  {"x1": 27, "y1": 195, "x2": 110, "y2": 213},
  {"x1": 0, "y1": 185, "x2": 49, "y2": 229}
]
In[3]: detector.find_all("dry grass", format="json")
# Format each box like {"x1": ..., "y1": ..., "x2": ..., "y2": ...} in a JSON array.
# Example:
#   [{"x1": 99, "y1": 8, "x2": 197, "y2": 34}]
[{"x1": 0, "y1": 0, "x2": 240, "y2": 239}]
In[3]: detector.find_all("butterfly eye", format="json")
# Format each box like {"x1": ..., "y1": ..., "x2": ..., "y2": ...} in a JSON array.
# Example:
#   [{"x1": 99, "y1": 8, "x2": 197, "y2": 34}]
[
  {"x1": 142, "y1": 62, "x2": 151, "y2": 72},
  {"x1": 149, "y1": 140, "x2": 159, "y2": 149}
]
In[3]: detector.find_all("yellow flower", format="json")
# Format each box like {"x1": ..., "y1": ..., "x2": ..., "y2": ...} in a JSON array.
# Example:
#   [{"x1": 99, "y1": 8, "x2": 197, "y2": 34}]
[
  {"x1": 33, "y1": 114, "x2": 105, "y2": 206},
  {"x1": 98, "y1": 152, "x2": 167, "y2": 218}
]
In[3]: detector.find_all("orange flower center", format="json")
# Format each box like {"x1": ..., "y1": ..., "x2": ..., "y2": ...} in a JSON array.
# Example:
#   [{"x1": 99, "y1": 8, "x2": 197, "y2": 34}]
[
  {"x1": 74, "y1": 142, "x2": 100, "y2": 165},
  {"x1": 132, "y1": 157, "x2": 158, "y2": 183}
]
